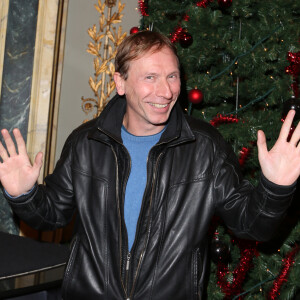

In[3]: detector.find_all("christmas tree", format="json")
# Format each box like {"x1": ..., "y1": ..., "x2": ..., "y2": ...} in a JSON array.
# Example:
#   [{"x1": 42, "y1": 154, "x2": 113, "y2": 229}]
[{"x1": 136, "y1": 0, "x2": 300, "y2": 298}]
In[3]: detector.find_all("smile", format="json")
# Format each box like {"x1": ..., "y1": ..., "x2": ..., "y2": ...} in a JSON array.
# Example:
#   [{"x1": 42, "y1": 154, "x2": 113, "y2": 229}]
[{"x1": 149, "y1": 103, "x2": 168, "y2": 108}]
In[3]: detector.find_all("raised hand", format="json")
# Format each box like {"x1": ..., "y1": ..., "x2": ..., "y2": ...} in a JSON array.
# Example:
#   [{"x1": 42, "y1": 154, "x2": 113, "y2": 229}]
[
  {"x1": 257, "y1": 110, "x2": 300, "y2": 186},
  {"x1": 0, "y1": 128, "x2": 43, "y2": 197}
]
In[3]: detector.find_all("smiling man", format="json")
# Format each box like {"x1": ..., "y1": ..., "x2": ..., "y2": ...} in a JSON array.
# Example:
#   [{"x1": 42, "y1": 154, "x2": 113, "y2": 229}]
[
  {"x1": 1, "y1": 31, "x2": 300, "y2": 300},
  {"x1": 114, "y1": 41, "x2": 180, "y2": 136}
]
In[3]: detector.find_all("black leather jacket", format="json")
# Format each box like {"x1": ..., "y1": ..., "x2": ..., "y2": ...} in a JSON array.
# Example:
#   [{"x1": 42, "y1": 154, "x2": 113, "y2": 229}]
[{"x1": 7, "y1": 95, "x2": 295, "y2": 300}]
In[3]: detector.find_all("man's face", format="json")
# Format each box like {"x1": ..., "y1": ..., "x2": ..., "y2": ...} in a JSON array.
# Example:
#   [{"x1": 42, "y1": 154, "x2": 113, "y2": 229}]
[{"x1": 114, "y1": 46, "x2": 181, "y2": 136}]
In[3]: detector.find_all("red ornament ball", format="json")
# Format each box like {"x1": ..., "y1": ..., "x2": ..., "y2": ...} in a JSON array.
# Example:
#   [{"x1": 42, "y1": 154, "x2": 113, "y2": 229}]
[
  {"x1": 130, "y1": 27, "x2": 139, "y2": 34},
  {"x1": 218, "y1": 0, "x2": 232, "y2": 9},
  {"x1": 179, "y1": 32, "x2": 193, "y2": 48},
  {"x1": 188, "y1": 89, "x2": 203, "y2": 104}
]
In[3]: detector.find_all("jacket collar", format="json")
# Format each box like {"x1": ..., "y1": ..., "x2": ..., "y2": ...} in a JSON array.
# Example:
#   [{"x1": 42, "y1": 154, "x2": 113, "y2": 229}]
[{"x1": 88, "y1": 94, "x2": 195, "y2": 146}]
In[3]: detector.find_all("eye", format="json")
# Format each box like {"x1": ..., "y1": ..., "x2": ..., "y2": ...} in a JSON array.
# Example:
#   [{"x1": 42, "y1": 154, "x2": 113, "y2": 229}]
[
  {"x1": 146, "y1": 75, "x2": 154, "y2": 80},
  {"x1": 168, "y1": 73, "x2": 179, "y2": 80}
]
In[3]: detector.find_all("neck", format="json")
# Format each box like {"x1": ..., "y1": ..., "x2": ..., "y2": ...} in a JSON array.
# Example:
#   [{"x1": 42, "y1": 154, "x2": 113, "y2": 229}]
[{"x1": 122, "y1": 115, "x2": 166, "y2": 136}]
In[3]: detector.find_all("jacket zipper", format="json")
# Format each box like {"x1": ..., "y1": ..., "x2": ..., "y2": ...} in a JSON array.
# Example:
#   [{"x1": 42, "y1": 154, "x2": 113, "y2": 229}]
[
  {"x1": 120, "y1": 147, "x2": 132, "y2": 297},
  {"x1": 125, "y1": 251, "x2": 131, "y2": 296},
  {"x1": 127, "y1": 151, "x2": 165, "y2": 299},
  {"x1": 109, "y1": 144, "x2": 130, "y2": 299},
  {"x1": 192, "y1": 248, "x2": 200, "y2": 300}
]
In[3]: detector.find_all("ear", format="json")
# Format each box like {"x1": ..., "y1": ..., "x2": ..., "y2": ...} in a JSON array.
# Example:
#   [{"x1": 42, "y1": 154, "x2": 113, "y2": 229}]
[{"x1": 114, "y1": 72, "x2": 125, "y2": 96}]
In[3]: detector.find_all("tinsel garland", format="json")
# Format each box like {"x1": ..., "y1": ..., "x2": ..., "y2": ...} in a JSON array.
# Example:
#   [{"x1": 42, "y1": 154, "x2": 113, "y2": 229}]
[
  {"x1": 285, "y1": 52, "x2": 300, "y2": 76},
  {"x1": 170, "y1": 26, "x2": 184, "y2": 43},
  {"x1": 285, "y1": 51, "x2": 300, "y2": 98},
  {"x1": 268, "y1": 245, "x2": 300, "y2": 299},
  {"x1": 138, "y1": 0, "x2": 149, "y2": 17},
  {"x1": 183, "y1": 13, "x2": 190, "y2": 22},
  {"x1": 209, "y1": 114, "x2": 239, "y2": 127},
  {"x1": 196, "y1": 0, "x2": 214, "y2": 8},
  {"x1": 238, "y1": 147, "x2": 251, "y2": 167},
  {"x1": 217, "y1": 240, "x2": 258, "y2": 299}
]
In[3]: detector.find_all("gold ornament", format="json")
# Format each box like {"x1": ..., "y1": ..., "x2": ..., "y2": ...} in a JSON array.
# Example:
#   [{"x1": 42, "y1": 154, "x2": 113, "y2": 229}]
[
  {"x1": 105, "y1": 0, "x2": 117, "y2": 7},
  {"x1": 82, "y1": 0, "x2": 127, "y2": 118}
]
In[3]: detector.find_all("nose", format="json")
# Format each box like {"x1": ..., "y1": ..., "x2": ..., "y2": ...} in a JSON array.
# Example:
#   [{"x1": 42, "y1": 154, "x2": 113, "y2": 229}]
[{"x1": 156, "y1": 78, "x2": 172, "y2": 99}]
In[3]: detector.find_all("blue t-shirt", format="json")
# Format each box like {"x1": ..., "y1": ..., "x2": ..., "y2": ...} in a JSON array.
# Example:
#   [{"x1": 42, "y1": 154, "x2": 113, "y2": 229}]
[{"x1": 121, "y1": 126, "x2": 164, "y2": 250}]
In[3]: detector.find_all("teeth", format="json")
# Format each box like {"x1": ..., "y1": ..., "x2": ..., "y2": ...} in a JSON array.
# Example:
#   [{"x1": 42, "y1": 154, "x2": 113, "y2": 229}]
[{"x1": 149, "y1": 103, "x2": 168, "y2": 108}]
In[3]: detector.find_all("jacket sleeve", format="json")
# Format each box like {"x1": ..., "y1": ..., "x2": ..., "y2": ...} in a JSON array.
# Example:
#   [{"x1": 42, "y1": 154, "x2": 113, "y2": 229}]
[
  {"x1": 213, "y1": 137, "x2": 296, "y2": 242},
  {"x1": 4, "y1": 133, "x2": 76, "y2": 231}
]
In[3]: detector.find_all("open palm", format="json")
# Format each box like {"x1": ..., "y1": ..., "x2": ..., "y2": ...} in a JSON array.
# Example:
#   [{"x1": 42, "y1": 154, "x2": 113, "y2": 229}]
[
  {"x1": 257, "y1": 110, "x2": 300, "y2": 186},
  {"x1": 0, "y1": 129, "x2": 43, "y2": 197}
]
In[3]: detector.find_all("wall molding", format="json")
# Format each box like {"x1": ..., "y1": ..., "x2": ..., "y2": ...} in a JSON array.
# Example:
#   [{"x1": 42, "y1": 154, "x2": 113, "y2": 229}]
[
  {"x1": 0, "y1": 0, "x2": 9, "y2": 98},
  {"x1": 27, "y1": 0, "x2": 59, "y2": 182}
]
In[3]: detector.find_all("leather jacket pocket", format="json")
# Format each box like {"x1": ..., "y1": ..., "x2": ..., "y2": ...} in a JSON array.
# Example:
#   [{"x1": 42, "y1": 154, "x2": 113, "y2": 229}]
[
  {"x1": 62, "y1": 236, "x2": 80, "y2": 299},
  {"x1": 191, "y1": 247, "x2": 203, "y2": 300}
]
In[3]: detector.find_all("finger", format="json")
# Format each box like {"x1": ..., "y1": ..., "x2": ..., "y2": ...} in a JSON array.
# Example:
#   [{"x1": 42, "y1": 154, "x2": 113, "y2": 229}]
[
  {"x1": 13, "y1": 128, "x2": 27, "y2": 155},
  {"x1": 1, "y1": 129, "x2": 17, "y2": 157},
  {"x1": 290, "y1": 121, "x2": 300, "y2": 146},
  {"x1": 0, "y1": 139, "x2": 9, "y2": 161},
  {"x1": 279, "y1": 110, "x2": 296, "y2": 141}
]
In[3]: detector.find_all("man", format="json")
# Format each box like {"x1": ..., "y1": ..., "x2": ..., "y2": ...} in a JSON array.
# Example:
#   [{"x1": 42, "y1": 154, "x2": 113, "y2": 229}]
[{"x1": 0, "y1": 31, "x2": 299, "y2": 300}]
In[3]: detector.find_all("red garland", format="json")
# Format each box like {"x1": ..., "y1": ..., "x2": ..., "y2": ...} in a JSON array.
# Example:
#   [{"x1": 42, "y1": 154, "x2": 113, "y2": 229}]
[
  {"x1": 138, "y1": 0, "x2": 149, "y2": 17},
  {"x1": 170, "y1": 26, "x2": 184, "y2": 43},
  {"x1": 183, "y1": 13, "x2": 190, "y2": 22},
  {"x1": 217, "y1": 240, "x2": 258, "y2": 299},
  {"x1": 287, "y1": 51, "x2": 300, "y2": 65},
  {"x1": 210, "y1": 114, "x2": 239, "y2": 127},
  {"x1": 196, "y1": 0, "x2": 214, "y2": 8},
  {"x1": 268, "y1": 245, "x2": 300, "y2": 299},
  {"x1": 285, "y1": 51, "x2": 300, "y2": 98},
  {"x1": 239, "y1": 147, "x2": 250, "y2": 167}
]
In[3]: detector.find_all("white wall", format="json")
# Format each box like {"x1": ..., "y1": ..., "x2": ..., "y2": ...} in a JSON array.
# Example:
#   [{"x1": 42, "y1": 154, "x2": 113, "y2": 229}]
[{"x1": 55, "y1": 0, "x2": 140, "y2": 162}]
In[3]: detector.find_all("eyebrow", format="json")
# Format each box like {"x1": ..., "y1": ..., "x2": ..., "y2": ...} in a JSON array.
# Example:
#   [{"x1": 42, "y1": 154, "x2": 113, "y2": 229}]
[
  {"x1": 169, "y1": 71, "x2": 180, "y2": 75},
  {"x1": 144, "y1": 70, "x2": 180, "y2": 76}
]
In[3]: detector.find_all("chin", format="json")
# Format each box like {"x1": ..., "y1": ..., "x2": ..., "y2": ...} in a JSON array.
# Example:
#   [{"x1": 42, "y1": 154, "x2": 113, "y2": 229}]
[
  {"x1": 150, "y1": 119, "x2": 169, "y2": 127},
  {"x1": 149, "y1": 112, "x2": 172, "y2": 123}
]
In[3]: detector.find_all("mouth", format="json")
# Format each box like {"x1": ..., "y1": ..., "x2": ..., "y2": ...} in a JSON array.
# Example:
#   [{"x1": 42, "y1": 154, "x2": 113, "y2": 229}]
[{"x1": 148, "y1": 103, "x2": 169, "y2": 108}]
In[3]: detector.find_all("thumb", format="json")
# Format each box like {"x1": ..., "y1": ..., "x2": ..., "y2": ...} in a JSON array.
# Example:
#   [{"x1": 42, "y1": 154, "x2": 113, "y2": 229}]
[
  {"x1": 257, "y1": 130, "x2": 268, "y2": 159},
  {"x1": 33, "y1": 152, "x2": 43, "y2": 171}
]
